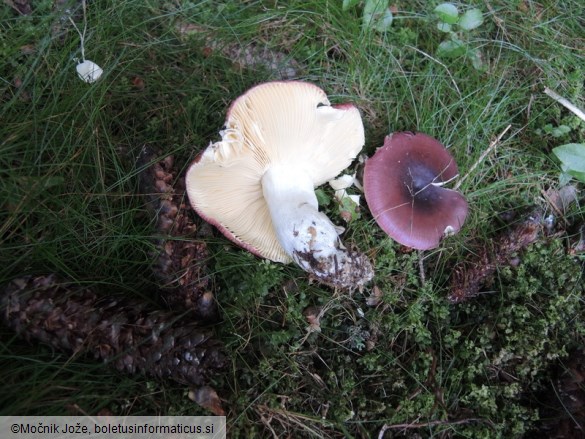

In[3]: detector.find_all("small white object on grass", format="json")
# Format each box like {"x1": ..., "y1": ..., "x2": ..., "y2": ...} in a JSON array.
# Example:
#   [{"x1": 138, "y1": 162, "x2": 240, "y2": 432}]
[
  {"x1": 329, "y1": 174, "x2": 361, "y2": 205},
  {"x1": 69, "y1": 0, "x2": 103, "y2": 84},
  {"x1": 76, "y1": 60, "x2": 103, "y2": 83}
]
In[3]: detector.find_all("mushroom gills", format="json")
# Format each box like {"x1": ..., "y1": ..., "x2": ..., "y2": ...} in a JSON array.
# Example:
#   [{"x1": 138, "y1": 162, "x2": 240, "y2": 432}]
[{"x1": 262, "y1": 165, "x2": 373, "y2": 288}]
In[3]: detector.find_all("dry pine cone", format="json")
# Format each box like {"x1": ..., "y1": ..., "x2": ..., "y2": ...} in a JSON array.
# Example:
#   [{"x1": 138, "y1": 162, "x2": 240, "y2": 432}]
[
  {"x1": 1, "y1": 274, "x2": 226, "y2": 386},
  {"x1": 138, "y1": 146, "x2": 217, "y2": 320}
]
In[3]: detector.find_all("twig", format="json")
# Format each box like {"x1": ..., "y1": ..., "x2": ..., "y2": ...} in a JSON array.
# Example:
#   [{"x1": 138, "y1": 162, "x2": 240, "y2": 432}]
[
  {"x1": 484, "y1": 0, "x2": 508, "y2": 38},
  {"x1": 544, "y1": 87, "x2": 585, "y2": 123},
  {"x1": 406, "y1": 45, "x2": 462, "y2": 99},
  {"x1": 378, "y1": 418, "x2": 489, "y2": 438},
  {"x1": 454, "y1": 124, "x2": 512, "y2": 191},
  {"x1": 68, "y1": 0, "x2": 88, "y2": 61},
  {"x1": 418, "y1": 250, "x2": 426, "y2": 285}
]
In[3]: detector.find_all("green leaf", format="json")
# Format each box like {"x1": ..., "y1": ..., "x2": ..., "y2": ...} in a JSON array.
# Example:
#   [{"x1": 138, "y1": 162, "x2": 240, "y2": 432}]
[
  {"x1": 343, "y1": 0, "x2": 361, "y2": 11},
  {"x1": 551, "y1": 125, "x2": 571, "y2": 138},
  {"x1": 468, "y1": 48, "x2": 486, "y2": 71},
  {"x1": 315, "y1": 188, "x2": 331, "y2": 206},
  {"x1": 434, "y1": 3, "x2": 459, "y2": 25},
  {"x1": 568, "y1": 170, "x2": 585, "y2": 183},
  {"x1": 363, "y1": 0, "x2": 391, "y2": 31},
  {"x1": 437, "y1": 22, "x2": 452, "y2": 33},
  {"x1": 553, "y1": 143, "x2": 585, "y2": 183},
  {"x1": 559, "y1": 171, "x2": 573, "y2": 186},
  {"x1": 553, "y1": 143, "x2": 585, "y2": 171},
  {"x1": 339, "y1": 196, "x2": 361, "y2": 222},
  {"x1": 436, "y1": 38, "x2": 466, "y2": 57},
  {"x1": 374, "y1": 9, "x2": 393, "y2": 31},
  {"x1": 364, "y1": 0, "x2": 389, "y2": 15},
  {"x1": 459, "y1": 8, "x2": 484, "y2": 30}
]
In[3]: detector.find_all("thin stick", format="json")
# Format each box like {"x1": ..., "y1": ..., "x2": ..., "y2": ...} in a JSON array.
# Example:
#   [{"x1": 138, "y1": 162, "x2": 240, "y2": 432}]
[
  {"x1": 454, "y1": 124, "x2": 512, "y2": 190},
  {"x1": 68, "y1": 0, "x2": 88, "y2": 61},
  {"x1": 378, "y1": 418, "x2": 489, "y2": 438},
  {"x1": 406, "y1": 45, "x2": 462, "y2": 98},
  {"x1": 544, "y1": 87, "x2": 585, "y2": 123},
  {"x1": 484, "y1": 0, "x2": 508, "y2": 38},
  {"x1": 418, "y1": 250, "x2": 426, "y2": 285},
  {"x1": 81, "y1": 0, "x2": 88, "y2": 60}
]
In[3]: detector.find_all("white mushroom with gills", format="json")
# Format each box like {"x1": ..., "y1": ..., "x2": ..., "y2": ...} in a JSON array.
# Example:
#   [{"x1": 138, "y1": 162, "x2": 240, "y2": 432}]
[{"x1": 185, "y1": 81, "x2": 373, "y2": 288}]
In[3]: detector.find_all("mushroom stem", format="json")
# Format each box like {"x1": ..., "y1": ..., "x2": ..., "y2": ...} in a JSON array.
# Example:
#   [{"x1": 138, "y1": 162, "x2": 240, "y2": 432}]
[{"x1": 262, "y1": 165, "x2": 373, "y2": 288}]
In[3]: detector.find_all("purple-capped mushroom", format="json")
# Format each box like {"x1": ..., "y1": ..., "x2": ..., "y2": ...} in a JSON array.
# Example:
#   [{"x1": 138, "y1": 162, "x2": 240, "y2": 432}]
[{"x1": 364, "y1": 132, "x2": 468, "y2": 250}]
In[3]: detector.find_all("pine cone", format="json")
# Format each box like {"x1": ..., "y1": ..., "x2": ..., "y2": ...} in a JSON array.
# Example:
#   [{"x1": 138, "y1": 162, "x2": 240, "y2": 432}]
[
  {"x1": 449, "y1": 210, "x2": 543, "y2": 303},
  {"x1": 138, "y1": 146, "x2": 217, "y2": 320},
  {"x1": 1, "y1": 275, "x2": 226, "y2": 386}
]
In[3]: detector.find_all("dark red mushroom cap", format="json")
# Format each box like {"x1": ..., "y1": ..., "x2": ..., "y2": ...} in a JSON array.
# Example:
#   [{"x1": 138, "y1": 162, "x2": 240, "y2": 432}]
[{"x1": 364, "y1": 132, "x2": 468, "y2": 250}]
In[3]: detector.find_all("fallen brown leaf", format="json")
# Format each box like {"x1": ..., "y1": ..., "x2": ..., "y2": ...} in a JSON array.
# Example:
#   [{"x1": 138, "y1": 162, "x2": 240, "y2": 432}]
[{"x1": 189, "y1": 386, "x2": 225, "y2": 416}]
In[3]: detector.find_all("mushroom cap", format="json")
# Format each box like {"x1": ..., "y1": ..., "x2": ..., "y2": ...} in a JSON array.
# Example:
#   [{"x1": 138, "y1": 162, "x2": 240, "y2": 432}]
[
  {"x1": 186, "y1": 81, "x2": 365, "y2": 262},
  {"x1": 363, "y1": 132, "x2": 468, "y2": 250}
]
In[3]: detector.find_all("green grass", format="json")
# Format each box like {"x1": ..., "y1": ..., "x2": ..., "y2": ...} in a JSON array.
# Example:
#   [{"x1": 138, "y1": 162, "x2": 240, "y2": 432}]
[{"x1": 1, "y1": 0, "x2": 584, "y2": 437}]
